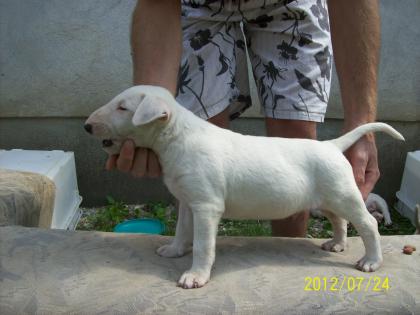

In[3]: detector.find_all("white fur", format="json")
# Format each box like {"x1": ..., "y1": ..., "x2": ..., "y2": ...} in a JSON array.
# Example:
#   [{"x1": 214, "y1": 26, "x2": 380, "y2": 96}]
[{"x1": 86, "y1": 86, "x2": 405, "y2": 289}]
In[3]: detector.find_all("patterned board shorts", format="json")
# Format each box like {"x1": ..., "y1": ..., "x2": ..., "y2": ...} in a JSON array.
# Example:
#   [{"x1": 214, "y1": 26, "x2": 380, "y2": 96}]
[{"x1": 176, "y1": 0, "x2": 332, "y2": 122}]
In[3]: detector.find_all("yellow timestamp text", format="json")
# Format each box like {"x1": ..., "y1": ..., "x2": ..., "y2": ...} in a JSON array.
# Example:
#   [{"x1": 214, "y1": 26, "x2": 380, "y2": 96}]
[{"x1": 304, "y1": 276, "x2": 390, "y2": 292}]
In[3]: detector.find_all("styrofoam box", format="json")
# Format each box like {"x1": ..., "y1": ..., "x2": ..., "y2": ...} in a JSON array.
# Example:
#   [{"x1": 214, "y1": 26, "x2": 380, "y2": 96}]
[
  {"x1": 395, "y1": 150, "x2": 420, "y2": 225},
  {"x1": 0, "y1": 149, "x2": 82, "y2": 230}
]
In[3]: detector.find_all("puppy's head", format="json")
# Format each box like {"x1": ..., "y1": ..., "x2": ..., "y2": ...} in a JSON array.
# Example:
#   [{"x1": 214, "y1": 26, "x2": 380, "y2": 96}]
[
  {"x1": 367, "y1": 200, "x2": 378, "y2": 213},
  {"x1": 84, "y1": 85, "x2": 174, "y2": 154}
]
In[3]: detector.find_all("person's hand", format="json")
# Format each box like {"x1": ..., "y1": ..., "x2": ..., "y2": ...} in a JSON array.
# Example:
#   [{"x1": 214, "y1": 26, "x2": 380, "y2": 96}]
[
  {"x1": 105, "y1": 140, "x2": 162, "y2": 178},
  {"x1": 344, "y1": 132, "x2": 380, "y2": 201}
]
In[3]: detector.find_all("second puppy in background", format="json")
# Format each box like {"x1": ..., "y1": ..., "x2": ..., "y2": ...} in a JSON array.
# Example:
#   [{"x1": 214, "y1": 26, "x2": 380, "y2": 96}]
[
  {"x1": 311, "y1": 193, "x2": 392, "y2": 226},
  {"x1": 366, "y1": 193, "x2": 392, "y2": 226}
]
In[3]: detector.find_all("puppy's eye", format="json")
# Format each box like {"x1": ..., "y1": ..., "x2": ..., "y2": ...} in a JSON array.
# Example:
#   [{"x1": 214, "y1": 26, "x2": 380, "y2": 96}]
[{"x1": 117, "y1": 105, "x2": 127, "y2": 111}]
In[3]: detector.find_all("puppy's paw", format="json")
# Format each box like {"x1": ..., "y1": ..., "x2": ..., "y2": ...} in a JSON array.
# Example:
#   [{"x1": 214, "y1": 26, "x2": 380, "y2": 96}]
[
  {"x1": 384, "y1": 218, "x2": 392, "y2": 226},
  {"x1": 178, "y1": 270, "x2": 210, "y2": 289},
  {"x1": 321, "y1": 240, "x2": 346, "y2": 252},
  {"x1": 156, "y1": 244, "x2": 188, "y2": 258},
  {"x1": 356, "y1": 256, "x2": 383, "y2": 272}
]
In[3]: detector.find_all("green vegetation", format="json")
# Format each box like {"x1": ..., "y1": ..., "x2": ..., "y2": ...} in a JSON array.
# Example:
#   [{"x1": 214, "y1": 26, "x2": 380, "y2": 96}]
[
  {"x1": 218, "y1": 219, "x2": 272, "y2": 236},
  {"x1": 77, "y1": 197, "x2": 416, "y2": 237},
  {"x1": 77, "y1": 197, "x2": 177, "y2": 235},
  {"x1": 143, "y1": 202, "x2": 177, "y2": 235},
  {"x1": 77, "y1": 196, "x2": 128, "y2": 232}
]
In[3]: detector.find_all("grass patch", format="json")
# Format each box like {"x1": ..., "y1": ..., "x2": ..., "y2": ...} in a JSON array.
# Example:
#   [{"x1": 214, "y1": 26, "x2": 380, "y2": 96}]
[
  {"x1": 218, "y1": 219, "x2": 272, "y2": 236},
  {"x1": 77, "y1": 198, "x2": 416, "y2": 237},
  {"x1": 77, "y1": 197, "x2": 177, "y2": 235}
]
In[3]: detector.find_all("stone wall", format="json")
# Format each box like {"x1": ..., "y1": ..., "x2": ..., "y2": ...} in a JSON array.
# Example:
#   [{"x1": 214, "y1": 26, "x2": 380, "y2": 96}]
[{"x1": 0, "y1": 0, "x2": 419, "y2": 206}]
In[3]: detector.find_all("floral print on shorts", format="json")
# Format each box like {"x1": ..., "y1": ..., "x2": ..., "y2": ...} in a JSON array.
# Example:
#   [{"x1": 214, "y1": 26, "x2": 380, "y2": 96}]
[{"x1": 176, "y1": 0, "x2": 332, "y2": 122}]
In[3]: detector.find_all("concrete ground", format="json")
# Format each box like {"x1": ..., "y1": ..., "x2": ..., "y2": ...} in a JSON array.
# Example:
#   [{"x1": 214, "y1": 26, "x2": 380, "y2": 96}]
[{"x1": 1, "y1": 226, "x2": 419, "y2": 314}]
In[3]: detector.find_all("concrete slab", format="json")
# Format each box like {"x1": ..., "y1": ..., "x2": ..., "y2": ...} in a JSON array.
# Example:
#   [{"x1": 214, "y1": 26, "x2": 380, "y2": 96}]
[{"x1": 1, "y1": 226, "x2": 419, "y2": 314}]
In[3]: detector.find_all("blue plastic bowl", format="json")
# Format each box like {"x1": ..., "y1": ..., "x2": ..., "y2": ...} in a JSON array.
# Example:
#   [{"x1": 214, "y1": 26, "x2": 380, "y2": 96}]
[{"x1": 113, "y1": 218, "x2": 165, "y2": 234}]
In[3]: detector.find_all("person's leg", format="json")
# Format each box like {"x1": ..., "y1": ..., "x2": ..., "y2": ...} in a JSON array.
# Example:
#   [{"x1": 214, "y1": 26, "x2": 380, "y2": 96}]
[
  {"x1": 244, "y1": 1, "x2": 332, "y2": 237},
  {"x1": 207, "y1": 107, "x2": 230, "y2": 129},
  {"x1": 266, "y1": 119, "x2": 317, "y2": 237},
  {"x1": 173, "y1": 4, "x2": 246, "y2": 233},
  {"x1": 177, "y1": 2, "x2": 252, "y2": 123},
  {"x1": 176, "y1": 6, "x2": 245, "y2": 122}
]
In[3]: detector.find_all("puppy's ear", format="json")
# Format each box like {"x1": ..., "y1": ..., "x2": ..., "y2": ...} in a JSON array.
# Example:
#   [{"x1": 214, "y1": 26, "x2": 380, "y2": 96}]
[{"x1": 132, "y1": 95, "x2": 171, "y2": 126}]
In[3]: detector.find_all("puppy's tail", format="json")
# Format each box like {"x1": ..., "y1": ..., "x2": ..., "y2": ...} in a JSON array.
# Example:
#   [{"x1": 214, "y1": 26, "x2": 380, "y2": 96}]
[{"x1": 329, "y1": 122, "x2": 404, "y2": 152}]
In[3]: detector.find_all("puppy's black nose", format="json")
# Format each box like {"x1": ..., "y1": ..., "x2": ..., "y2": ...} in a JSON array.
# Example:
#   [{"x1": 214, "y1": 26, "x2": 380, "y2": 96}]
[
  {"x1": 84, "y1": 124, "x2": 93, "y2": 134},
  {"x1": 102, "y1": 139, "x2": 113, "y2": 147}
]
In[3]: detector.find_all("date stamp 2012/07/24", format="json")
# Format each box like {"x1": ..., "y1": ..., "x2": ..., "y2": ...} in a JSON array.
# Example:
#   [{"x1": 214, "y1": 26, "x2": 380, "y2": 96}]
[{"x1": 304, "y1": 276, "x2": 390, "y2": 292}]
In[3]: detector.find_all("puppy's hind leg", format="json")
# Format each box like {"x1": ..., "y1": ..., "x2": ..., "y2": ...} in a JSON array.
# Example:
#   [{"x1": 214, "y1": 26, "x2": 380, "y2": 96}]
[
  {"x1": 156, "y1": 202, "x2": 193, "y2": 258},
  {"x1": 320, "y1": 210, "x2": 347, "y2": 252},
  {"x1": 330, "y1": 196, "x2": 383, "y2": 272}
]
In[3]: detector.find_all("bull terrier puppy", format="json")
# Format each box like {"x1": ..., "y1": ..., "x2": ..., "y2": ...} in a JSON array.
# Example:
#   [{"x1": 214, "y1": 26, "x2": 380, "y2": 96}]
[{"x1": 85, "y1": 86, "x2": 404, "y2": 289}]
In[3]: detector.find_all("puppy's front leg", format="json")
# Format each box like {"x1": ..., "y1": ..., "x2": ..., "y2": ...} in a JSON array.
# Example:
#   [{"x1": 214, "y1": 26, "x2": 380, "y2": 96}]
[
  {"x1": 157, "y1": 202, "x2": 193, "y2": 257},
  {"x1": 178, "y1": 209, "x2": 221, "y2": 289}
]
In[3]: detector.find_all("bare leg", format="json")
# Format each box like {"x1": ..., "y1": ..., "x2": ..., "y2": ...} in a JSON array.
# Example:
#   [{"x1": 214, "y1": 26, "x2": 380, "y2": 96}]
[
  {"x1": 156, "y1": 202, "x2": 193, "y2": 257},
  {"x1": 320, "y1": 210, "x2": 347, "y2": 252},
  {"x1": 271, "y1": 211, "x2": 310, "y2": 238},
  {"x1": 207, "y1": 107, "x2": 230, "y2": 129},
  {"x1": 266, "y1": 119, "x2": 317, "y2": 237}
]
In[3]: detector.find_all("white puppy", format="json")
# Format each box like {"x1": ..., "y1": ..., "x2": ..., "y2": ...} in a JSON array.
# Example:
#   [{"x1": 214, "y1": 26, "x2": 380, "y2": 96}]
[
  {"x1": 365, "y1": 193, "x2": 392, "y2": 226},
  {"x1": 85, "y1": 86, "x2": 404, "y2": 289},
  {"x1": 311, "y1": 193, "x2": 392, "y2": 226}
]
